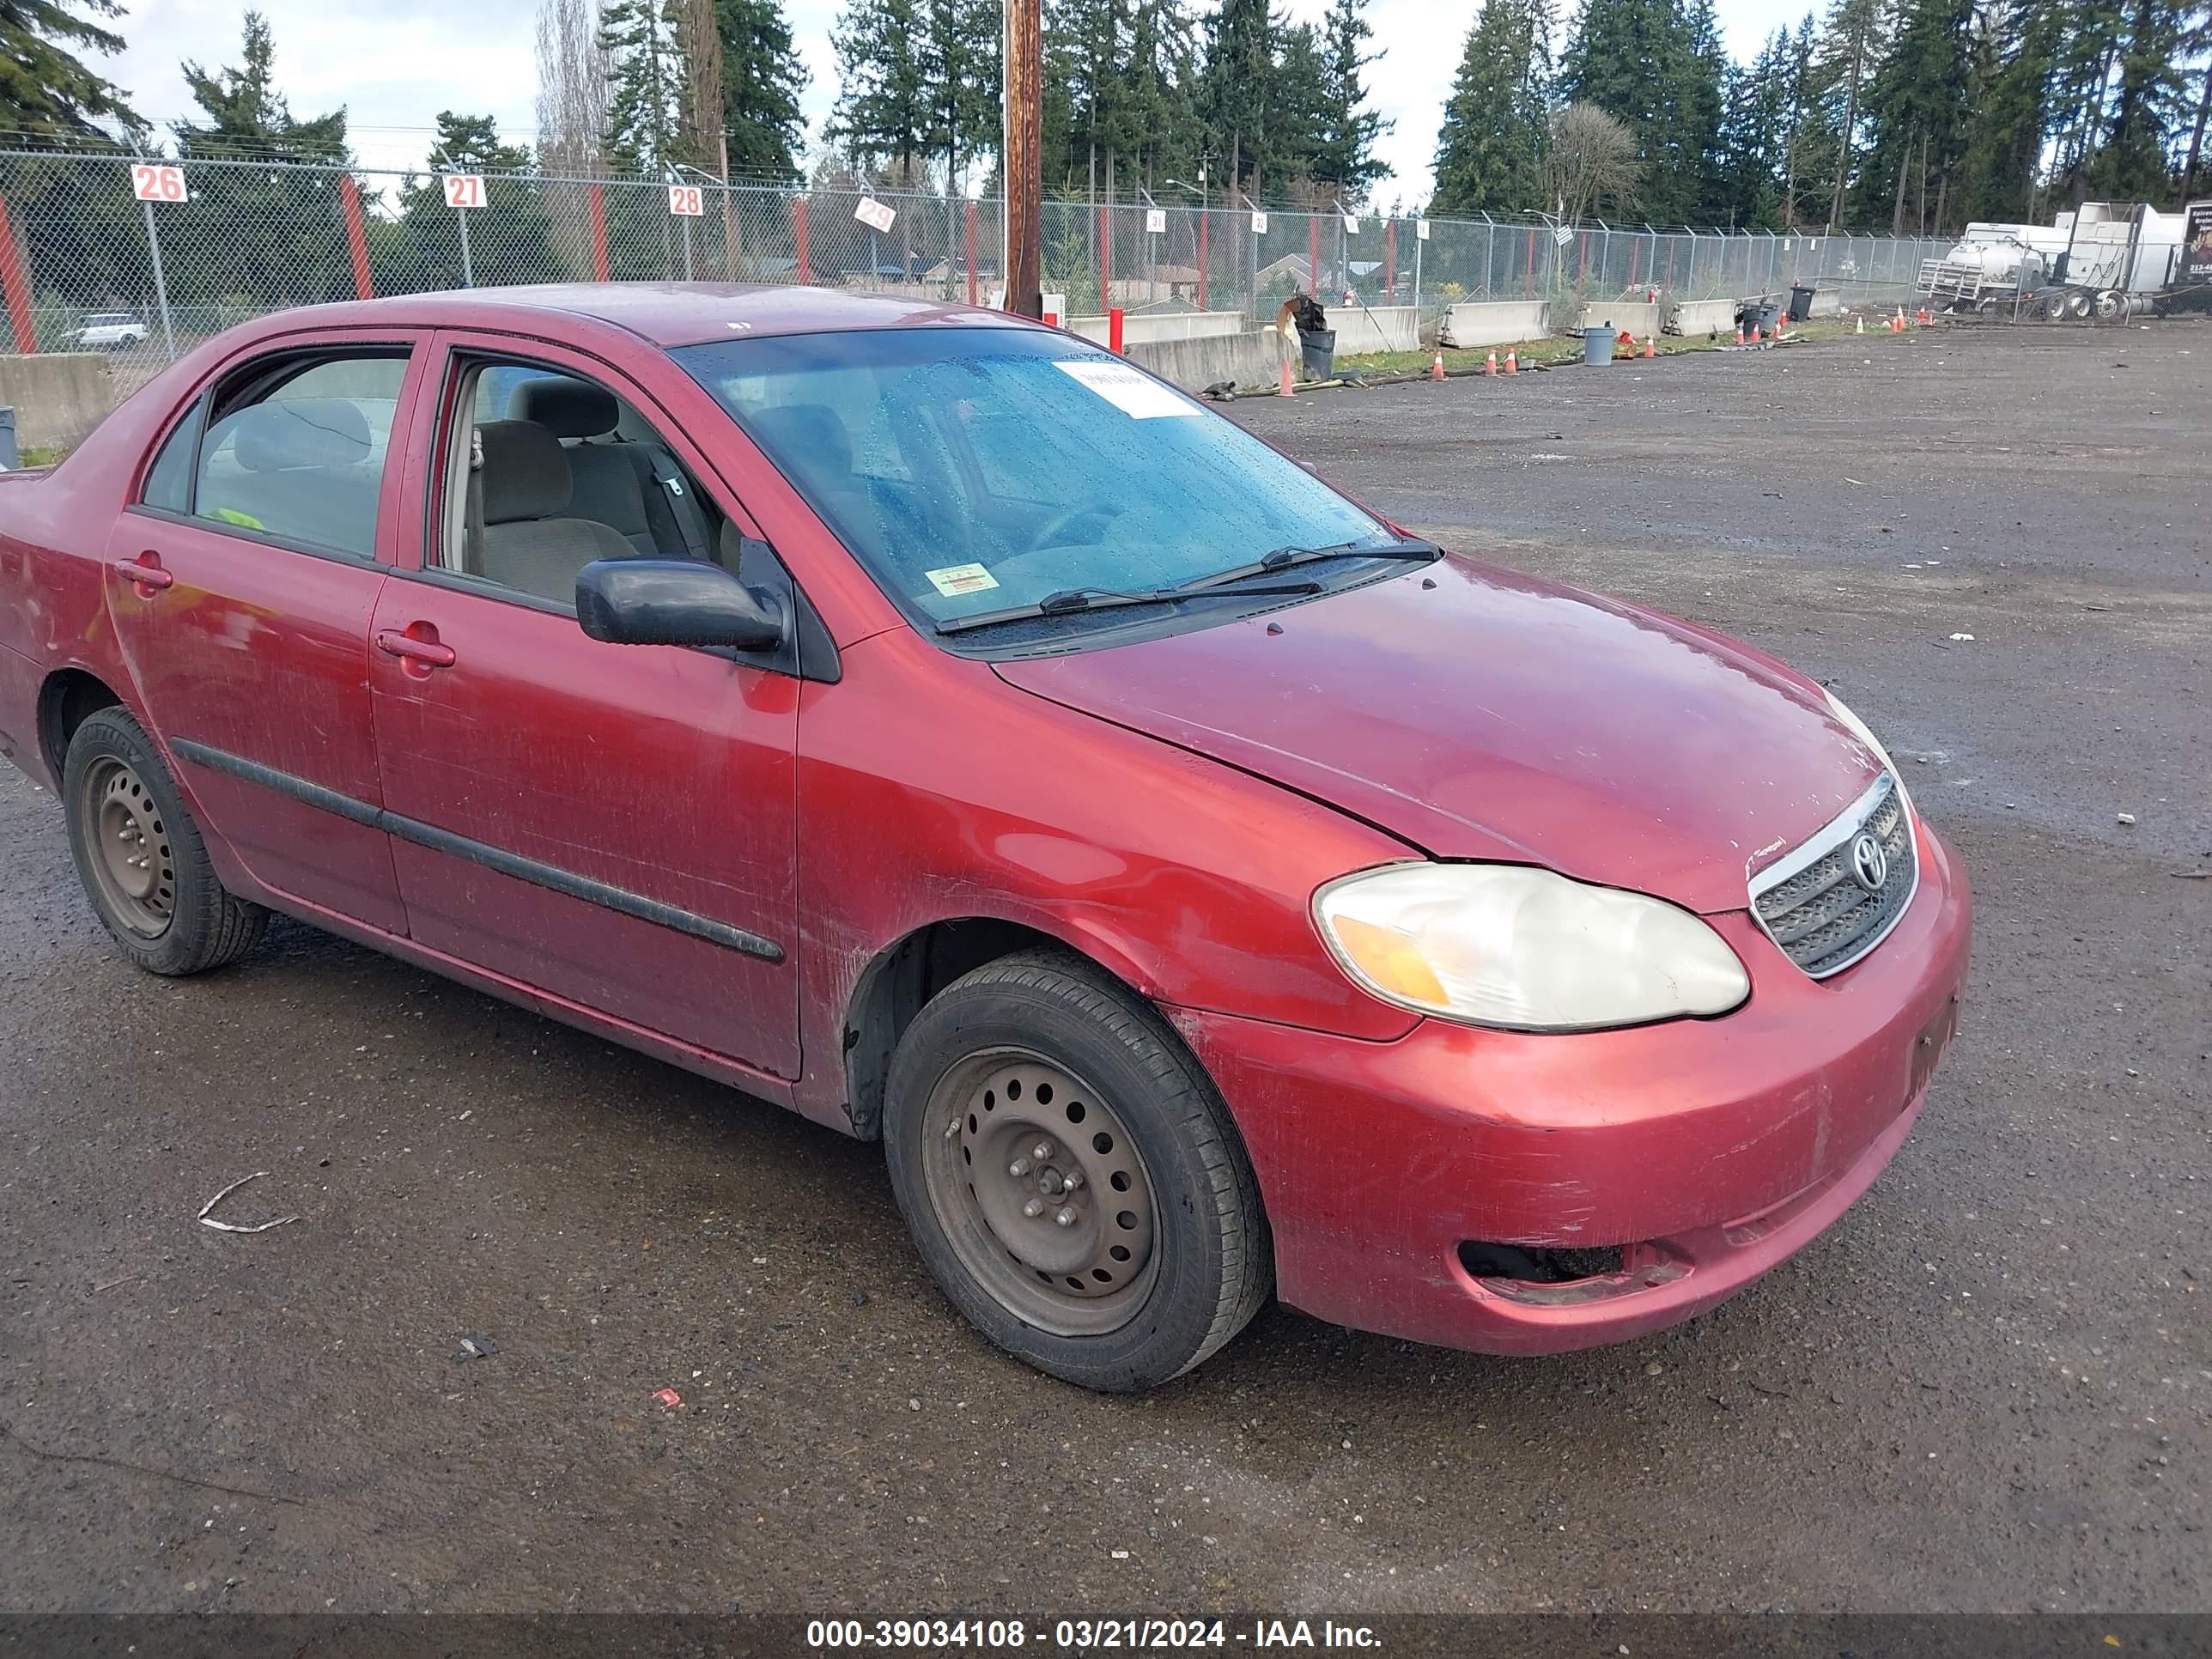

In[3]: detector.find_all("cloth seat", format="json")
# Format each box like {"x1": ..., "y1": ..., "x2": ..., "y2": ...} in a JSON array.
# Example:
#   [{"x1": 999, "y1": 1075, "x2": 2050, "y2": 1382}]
[
  {"x1": 474, "y1": 419, "x2": 635, "y2": 604},
  {"x1": 505, "y1": 377, "x2": 686, "y2": 558}
]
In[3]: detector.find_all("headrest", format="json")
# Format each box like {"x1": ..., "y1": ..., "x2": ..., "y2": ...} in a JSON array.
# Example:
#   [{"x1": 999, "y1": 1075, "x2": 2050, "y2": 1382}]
[
  {"x1": 234, "y1": 399, "x2": 372, "y2": 471},
  {"x1": 506, "y1": 377, "x2": 618, "y2": 440},
  {"x1": 476, "y1": 420, "x2": 573, "y2": 524},
  {"x1": 749, "y1": 402, "x2": 853, "y2": 477}
]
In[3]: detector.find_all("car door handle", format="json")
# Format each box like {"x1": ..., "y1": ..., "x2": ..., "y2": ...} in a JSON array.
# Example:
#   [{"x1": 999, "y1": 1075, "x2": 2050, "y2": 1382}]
[
  {"x1": 374, "y1": 629, "x2": 457, "y2": 669},
  {"x1": 109, "y1": 555, "x2": 174, "y2": 591}
]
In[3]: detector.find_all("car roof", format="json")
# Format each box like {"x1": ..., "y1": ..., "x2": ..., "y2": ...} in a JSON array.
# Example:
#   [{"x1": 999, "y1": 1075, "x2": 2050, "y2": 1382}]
[{"x1": 250, "y1": 283, "x2": 1048, "y2": 349}]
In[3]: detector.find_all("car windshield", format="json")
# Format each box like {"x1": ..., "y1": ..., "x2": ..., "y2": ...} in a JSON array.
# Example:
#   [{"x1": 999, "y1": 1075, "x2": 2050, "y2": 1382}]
[{"x1": 674, "y1": 327, "x2": 1406, "y2": 641}]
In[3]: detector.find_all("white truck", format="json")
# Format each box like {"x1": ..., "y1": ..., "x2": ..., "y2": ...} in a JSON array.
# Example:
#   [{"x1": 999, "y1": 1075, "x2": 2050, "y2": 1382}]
[
  {"x1": 1919, "y1": 202, "x2": 2185, "y2": 318},
  {"x1": 65, "y1": 312, "x2": 150, "y2": 350}
]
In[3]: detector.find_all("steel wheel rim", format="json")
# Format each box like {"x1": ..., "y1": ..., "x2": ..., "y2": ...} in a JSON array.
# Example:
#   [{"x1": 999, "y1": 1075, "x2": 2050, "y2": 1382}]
[
  {"x1": 919, "y1": 1047, "x2": 1161, "y2": 1338},
  {"x1": 82, "y1": 756, "x2": 175, "y2": 938}
]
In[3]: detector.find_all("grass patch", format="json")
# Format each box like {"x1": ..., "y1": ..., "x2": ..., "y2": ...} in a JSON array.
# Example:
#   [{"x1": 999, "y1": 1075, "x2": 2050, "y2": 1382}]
[
  {"x1": 1328, "y1": 313, "x2": 1898, "y2": 380},
  {"x1": 14, "y1": 444, "x2": 69, "y2": 468}
]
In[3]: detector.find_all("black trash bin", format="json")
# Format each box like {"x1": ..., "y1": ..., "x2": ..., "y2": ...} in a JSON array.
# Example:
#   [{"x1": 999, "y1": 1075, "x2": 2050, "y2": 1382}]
[
  {"x1": 0, "y1": 405, "x2": 15, "y2": 471},
  {"x1": 1299, "y1": 327, "x2": 1337, "y2": 381},
  {"x1": 1788, "y1": 284, "x2": 1815, "y2": 322}
]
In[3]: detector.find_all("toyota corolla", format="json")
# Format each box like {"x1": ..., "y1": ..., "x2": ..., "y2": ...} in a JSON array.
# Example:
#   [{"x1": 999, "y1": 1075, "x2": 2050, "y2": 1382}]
[{"x1": 0, "y1": 285, "x2": 1969, "y2": 1390}]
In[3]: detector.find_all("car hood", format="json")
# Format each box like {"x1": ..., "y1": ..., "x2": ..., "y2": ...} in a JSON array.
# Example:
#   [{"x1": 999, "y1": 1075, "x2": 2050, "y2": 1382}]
[{"x1": 992, "y1": 554, "x2": 1884, "y2": 915}]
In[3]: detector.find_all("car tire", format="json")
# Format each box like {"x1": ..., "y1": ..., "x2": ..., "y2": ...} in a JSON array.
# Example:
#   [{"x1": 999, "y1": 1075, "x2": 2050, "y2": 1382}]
[
  {"x1": 61, "y1": 707, "x2": 268, "y2": 976},
  {"x1": 883, "y1": 949, "x2": 1272, "y2": 1392}
]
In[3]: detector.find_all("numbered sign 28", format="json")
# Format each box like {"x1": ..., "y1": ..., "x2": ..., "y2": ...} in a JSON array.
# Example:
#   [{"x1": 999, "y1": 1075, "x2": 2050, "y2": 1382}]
[
  {"x1": 442, "y1": 174, "x2": 487, "y2": 210},
  {"x1": 131, "y1": 164, "x2": 187, "y2": 204},
  {"x1": 668, "y1": 184, "x2": 705, "y2": 217}
]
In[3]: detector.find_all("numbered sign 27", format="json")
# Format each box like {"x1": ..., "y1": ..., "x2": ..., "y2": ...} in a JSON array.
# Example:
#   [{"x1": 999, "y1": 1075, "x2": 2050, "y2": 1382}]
[
  {"x1": 668, "y1": 184, "x2": 705, "y2": 217},
  {"x1": 442, "y1": 174, "x2": 487, "y2": 210},
  {"x1": 131, "y1": 164, "x2": 187, "y2": 204}
]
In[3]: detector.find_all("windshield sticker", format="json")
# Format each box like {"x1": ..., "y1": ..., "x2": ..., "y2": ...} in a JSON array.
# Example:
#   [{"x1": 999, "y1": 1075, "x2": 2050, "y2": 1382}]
[
  {"x1": 926, "y1": 562, "x2": 1001, "y2": 599},
  {"x1": 1053, "y1": 359, "x2": 1201, "y2": 420}
]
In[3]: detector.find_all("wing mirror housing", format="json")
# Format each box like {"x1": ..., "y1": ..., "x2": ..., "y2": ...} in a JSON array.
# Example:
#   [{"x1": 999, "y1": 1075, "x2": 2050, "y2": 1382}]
[{"x1": 575, "y1": 559, "x2": 787, "y2": 652}]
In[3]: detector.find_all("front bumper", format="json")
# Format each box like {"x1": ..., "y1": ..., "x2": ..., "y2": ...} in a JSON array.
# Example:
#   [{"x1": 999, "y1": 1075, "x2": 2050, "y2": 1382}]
[{"x1": 1170, "y1": 821, "x2": 1972, "y2": 1355}]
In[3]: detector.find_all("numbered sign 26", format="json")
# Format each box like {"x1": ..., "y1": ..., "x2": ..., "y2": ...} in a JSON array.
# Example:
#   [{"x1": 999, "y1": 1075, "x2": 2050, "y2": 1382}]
[
  {"x1": 131, "y1": 164, "x2": 187, "y2": 204},
  {"x1": 668, "y1": 184, "x2": 705, "y2": 217},
  {"x1": 442, "y1": 174, "x2": 487, "y2": 210}
]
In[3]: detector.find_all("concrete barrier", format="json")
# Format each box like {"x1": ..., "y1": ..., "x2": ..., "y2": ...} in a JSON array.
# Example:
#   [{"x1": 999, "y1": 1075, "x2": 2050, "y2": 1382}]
[
  {"x1": 1121, "y1": 329, "x2": 1286, "y2": 392},
  {"x1": 1438, "y1": 300, "x2": 1549, "y2": 349},
  {"x1": 1069, "y1": 310, "x2": 1243, "y2": 347},
  {"x1": 1808, "y1": 289, "x2": 1845, "y2": 317},
  {"x1": 1325, "y1": 306, "x2": 1420, "y2": 355},
  {"x1": 0, "y1": 353, "x2": 115, "y2": 450},
  {"x1": 1577, "y1": 301, "x2": 1662, "y2": 339},
  {"x1": 1666, "y1": 298, "x2": 1739, "y2": 336}
]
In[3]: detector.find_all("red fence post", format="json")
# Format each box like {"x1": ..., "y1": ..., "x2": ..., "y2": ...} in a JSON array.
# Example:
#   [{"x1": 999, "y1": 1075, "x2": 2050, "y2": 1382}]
[
  {"x1": 338, "y1": 176, "x2": 374, "y2": 301},
  {"x1": 1308, "y1": 216, "x2": 1321, "y2": 295},
  {"x1": 0, "y1": 195, "x2": 37, "y2": 355},
  {"x1": 793, "y1": 196, "x2": 811, "y2": 285},
  {"x1": 1384, "y1": 220, "x2": 1396, "y2": 301},
  {"x1": 1097, "y1": 203, "x2": 1110, "y2": 312},
  {"x1": 964, "y1": 199, "x2": 978, "y2": 306},
  {"x1": 589, "y1": 184, "x2": 611, "y2": 283},
  {"x1": 1109, "y1": 307, "x2": 1124, "y2": 353},
  {"x1": 1197, "y1": 208, "x2": 1208, "y2": 311},
  {"x1": 1665, "y1": 240, "x2": 1676, "y2": 291},
  {"x1": 1628, "y1": 237, "x2": 1641, "y2": 289},
  {"x1": 1524, "y1": 228, "x2": 1535, "y2": 297}
]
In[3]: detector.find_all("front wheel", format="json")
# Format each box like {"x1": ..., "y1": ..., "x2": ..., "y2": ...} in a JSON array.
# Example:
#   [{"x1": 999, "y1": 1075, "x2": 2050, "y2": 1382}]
[{"x1": 883, "y1": 951, "x2": 1272, "y2": 1391}]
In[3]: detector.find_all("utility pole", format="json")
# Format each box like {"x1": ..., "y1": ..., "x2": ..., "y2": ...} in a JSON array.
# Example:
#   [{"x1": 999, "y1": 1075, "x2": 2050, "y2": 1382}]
[{"x1": 1003, "y1": 0, "x2": 1043, "y2": 317}]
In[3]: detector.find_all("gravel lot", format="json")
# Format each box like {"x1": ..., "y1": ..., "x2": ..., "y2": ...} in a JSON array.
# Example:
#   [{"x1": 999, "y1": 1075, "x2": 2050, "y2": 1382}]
[{"x1": 2, "y1": 320, "x2": 2205, "y2": 1619}]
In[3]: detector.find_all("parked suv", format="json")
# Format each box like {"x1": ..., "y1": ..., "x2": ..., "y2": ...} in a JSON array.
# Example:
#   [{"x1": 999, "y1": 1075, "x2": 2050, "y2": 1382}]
[{"x1": 66, "y1": 312, "x2": 149, "y2": 350}]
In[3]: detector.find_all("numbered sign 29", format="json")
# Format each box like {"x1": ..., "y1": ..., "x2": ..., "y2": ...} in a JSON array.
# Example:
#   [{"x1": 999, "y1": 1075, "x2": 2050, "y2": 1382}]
[
  {"x1": 131, "y1": 164, "x2": 187, "y2": 204},
  {"x1": 442, "y1": 174, "x2": 487, "y2": 210},
  {"x1": 854, "y1": 196, "x2": 897, "y2": 234},
  {"x1": 668, "y1": 184, "x2": 705, "y2": 217}
]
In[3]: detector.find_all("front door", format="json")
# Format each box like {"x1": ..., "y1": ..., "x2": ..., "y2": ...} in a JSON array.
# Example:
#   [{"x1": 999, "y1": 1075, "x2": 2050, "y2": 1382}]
[
  {"x1": 105, "y1": 338, "x2": 428, "y2": 935},
  {"x1": 365, "y1": 337, "x2": 801, "y2": 1079}
]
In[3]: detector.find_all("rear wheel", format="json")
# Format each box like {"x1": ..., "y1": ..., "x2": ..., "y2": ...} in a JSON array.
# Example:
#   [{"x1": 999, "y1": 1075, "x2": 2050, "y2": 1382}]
[
  {"x1": 884, "y1": 950, "x2": 1271, "y2": 1391},
  {"x1": 62, "y1": 707, "x2": 267, "y2": 975}
]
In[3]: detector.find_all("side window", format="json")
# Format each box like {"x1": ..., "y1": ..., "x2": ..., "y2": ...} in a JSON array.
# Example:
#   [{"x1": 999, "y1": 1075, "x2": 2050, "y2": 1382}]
[
  {"x1": 140, "y1": 403, "x2": 202, "y2": 513},
  {"x1": 434, "y1": 356, "x2": 728, "y2": 608},
  {"x1": 191, "y1": 355, "x2": 408, "y2": 558}
]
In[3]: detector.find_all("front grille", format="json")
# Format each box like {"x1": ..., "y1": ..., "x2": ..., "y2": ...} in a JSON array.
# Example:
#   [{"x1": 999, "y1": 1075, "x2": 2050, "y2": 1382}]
[{"x1": 1750, "y1": 773, "x2": 1917, "y2": 978}]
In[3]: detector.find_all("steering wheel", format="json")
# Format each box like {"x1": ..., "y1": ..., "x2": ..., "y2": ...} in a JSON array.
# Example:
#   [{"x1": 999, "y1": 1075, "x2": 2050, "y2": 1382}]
[{"x1": 1027, "y1": 501, "x2": 1123, "y2": 552}]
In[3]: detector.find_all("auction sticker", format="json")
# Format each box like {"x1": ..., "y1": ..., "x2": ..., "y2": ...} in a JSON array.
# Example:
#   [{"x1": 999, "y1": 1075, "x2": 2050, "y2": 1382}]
[
  {"x1": 1054, "y1": 359, "x2": 1198, "y2": 420},
  {"x1": 926, "y1": 563, "x2": 1000, "y2": 598}
]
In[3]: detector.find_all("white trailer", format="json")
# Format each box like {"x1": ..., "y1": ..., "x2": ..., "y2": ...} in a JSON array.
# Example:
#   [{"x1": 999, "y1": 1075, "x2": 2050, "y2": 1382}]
[{"x1": 1918, "y1": 202, "x2": 2184, "y2": 318}]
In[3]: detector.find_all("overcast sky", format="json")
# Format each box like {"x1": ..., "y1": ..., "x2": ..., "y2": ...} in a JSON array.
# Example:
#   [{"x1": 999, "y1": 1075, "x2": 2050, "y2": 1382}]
[{"x1": 100, "y1": 0, "x2": 1790, "y2": 205}]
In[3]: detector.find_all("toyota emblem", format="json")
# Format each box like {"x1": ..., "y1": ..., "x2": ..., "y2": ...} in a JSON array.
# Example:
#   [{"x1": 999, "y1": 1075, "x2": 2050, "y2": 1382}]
[{"x1": 1850, "y1": 832, "x2": 1888, "y2": 893}]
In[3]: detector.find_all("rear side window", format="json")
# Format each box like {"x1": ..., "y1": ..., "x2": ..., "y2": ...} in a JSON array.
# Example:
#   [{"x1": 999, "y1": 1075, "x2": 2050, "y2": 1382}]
[
  {"x1": 191, "y1": 355, "x2": 409, "y2": 558},
  {"x1": 141, "y1": 405, "x2": 200, "y2": 513}
]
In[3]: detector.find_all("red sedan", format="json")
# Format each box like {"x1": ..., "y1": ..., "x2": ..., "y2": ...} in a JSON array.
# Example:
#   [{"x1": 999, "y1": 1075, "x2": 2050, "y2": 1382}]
[{"x1": 0, "y1": 286, "x2": 1969, "y2": 1390}]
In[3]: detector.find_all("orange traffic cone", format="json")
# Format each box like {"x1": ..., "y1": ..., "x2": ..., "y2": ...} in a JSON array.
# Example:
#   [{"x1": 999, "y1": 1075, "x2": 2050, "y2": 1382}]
[
  {"x1": 1431, "y1": 350, "x2": 1446, "y2": 383},
  {"x1": 1484, "y1": 348, "x2": 1498, "y2": 376},
  {"x1": 1751, "y1": 324, "x2": 1762, "y2": 343},
  {"x1": 1642, "y1": 335, "x2": 1657, "y2": 359},
  {"x1": 1278, "y1": 360, "x2": 1296, "y2": 398},
  {"x1": 1503, "y1": 349, "x2": 1518, "y2": 375},
  {"x1": 1894, "y1": 306, "x2": 1906, "y2": 331},
  {"x1": 1735, "y1": 324, "x2": 1745, "y2": 344}
]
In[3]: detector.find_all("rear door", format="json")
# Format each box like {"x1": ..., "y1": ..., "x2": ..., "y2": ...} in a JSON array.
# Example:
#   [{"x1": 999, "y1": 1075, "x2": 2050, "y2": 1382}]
[
  {"x1": 365, "y1": 331, "x2": 802, "y2": 1080},
  {"x1": 105, "y1": 333, "x2": 431, "y2": 934}
]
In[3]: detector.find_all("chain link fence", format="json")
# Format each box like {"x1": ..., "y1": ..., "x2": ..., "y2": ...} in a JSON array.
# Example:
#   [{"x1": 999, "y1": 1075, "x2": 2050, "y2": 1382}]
[{"x1": 0, "y1": 148, "x2": 1960, "y2": 397}]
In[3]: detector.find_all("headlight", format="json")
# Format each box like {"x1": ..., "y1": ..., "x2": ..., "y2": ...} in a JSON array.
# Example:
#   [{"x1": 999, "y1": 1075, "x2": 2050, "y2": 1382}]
[
  {"x1": 1824, "y1": 689, "x2": 1911, "y2": 808},
  {"x1": 1314, "y1": 864, "x2": 1750, "y2": 1032}
]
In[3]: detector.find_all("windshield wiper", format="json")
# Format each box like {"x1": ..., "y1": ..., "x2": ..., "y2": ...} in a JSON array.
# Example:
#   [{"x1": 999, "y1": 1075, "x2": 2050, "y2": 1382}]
[
  {"x1": 1172, "y1": 538, "x2": 1439, "y2": 593},
  {"x1": 936, "y1": 580, "x2": 1322, "y2": 636}
]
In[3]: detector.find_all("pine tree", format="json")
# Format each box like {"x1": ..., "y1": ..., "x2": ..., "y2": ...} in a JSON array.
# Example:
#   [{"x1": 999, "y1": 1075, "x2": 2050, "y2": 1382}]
[
  {"x1": 1861, "y1": 0, "x2": 1974, "y2": 232},
  {"x1": 1717, "y1": 27, "x2": 1793, "y2": 226},
  {"x1": 2086, "y1": 0, "x2": 2190, "y2": 197},
  {"x1": 1203, "y1": 0, "x2": 1273, "y2": 194},
  {"x1": 713, "y1": 0, "x2": 806, "y2": 179},
  {"x1": 1268, "y1": 22, "x2": 1331, "y2": 186},
  {"x1": 388, "y1": 113, "x2": 559, "y2": 289},
  {"x1": 1312, "y1": 0, "x2": 1390, "y2": 198},
  {"x1": 0, "y1": 0, "x2": 141, "y2": 137},
  {"x1": 824, "y1": 0, "x2": 932, "y2": 175},
  {"x1": 1431, "y1": 0, "x2": 1552, "y2": 215},
  {"x1": 1558, "y1": 0, "x2": 1722, "y2": 222},
  {"x1": 1957, "y1": 0, "x2": 2058, "y2": 220},
  {"x1": 600, "y1": 0, "x2": 686, "y2": 173},
  {"x1": 168, "y1": 15, "x2": 357, "y2": 304}
]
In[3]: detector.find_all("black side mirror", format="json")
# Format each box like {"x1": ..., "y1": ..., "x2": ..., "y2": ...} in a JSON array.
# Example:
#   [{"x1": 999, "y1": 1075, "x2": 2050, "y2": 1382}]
[{"x1": 574, "y1": 559, "x2": 786, "y2": 652}]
